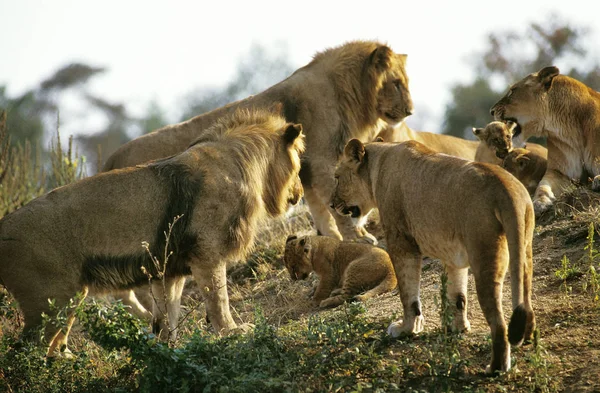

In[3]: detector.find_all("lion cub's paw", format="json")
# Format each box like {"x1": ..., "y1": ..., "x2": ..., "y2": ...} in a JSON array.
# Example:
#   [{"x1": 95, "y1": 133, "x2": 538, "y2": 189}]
[
  {"x1": 592, "y1": 175, "x2": 600, "y2": 192},
  {"x1": 387, "y1": 315, "x2": 425, "y2": 337},
  {"x1": 532, "y1": 197, "x2": 553, "y2": 216}
]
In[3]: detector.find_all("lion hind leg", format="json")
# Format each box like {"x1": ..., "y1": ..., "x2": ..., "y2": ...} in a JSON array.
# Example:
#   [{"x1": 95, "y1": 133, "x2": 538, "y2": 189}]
[
  {"x1": 113, "y1": 289, "x2": 153, "y2": 322},
  {"x1": 445, "y1": 265, "x2": 471, "y2": 333}
]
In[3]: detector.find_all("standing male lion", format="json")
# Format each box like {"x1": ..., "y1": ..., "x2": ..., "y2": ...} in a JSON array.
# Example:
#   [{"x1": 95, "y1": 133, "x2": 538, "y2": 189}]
[
  {"x1": 491, "y1": 66, "x2": 600, "y2": 215},
  {"x1": 331, "y1": 139, "x2": 535, "y2": 374},
  {"x1": 103, "y1": 40, "x2": 413, "y2": 243},
  {"x1": 0, "y1": 109, "x2": 305, "y2": 355}
]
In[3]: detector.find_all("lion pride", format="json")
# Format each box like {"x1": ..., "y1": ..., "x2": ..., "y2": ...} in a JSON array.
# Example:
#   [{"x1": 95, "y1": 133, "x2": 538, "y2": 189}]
[
  {"x1": 103, "y1": 40, "x2": 413, "y2": 243},
  {"x1": 331, "y1": 139, "x2": 535, "y2": 374},
  {"x1": 0, "y1": 109, "x2": 305, "y2": 355},
  {"x1": 491, "y1": 66, "x2": 600, "y2": 215}
]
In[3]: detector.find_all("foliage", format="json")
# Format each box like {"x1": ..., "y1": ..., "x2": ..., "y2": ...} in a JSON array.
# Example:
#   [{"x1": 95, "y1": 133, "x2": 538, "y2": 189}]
[{"x1": 443, "y1": 14, "x2": 600, "y2": 139}]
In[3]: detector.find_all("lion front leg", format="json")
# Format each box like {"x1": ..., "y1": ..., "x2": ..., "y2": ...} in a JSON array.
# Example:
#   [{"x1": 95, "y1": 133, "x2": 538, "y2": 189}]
[
  {"x1": 386, "y1": 249, "x2": 424, "y2": 337},
  {"x1": 303, "y1": 186, "x2": 343, "y2": 239},
  {"x1": 151, "y1": 276, "x2": 186, "y2": 342},
  {"x1": 191, "y1": 261, "x2": 245, "y2": 335},
  {"x1": 533, "y1": 168, "x2": 573, "y2": 215}
]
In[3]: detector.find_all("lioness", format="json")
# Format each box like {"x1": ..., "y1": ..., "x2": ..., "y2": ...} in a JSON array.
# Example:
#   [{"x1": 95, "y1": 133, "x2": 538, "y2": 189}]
[
  {"x1": 283, "y1": 235, "x2": 397, "y2": 308},
  {"x1": 103, "y1": 40, "x2": 413, "y2": 243},
  {"x1": 331, "y1": 139, "x2": 535, "y2": 374},
  {"x1": 0, "y1": 109, "x2": 305, "y2": 355},
  {"x1": 491, "y1": 66, "x2": 600, "y2": 214},
  {"x1": 503, "y1": 148, "x2": 548, "y2": 195},
  {"x1": 378, "y1": 122, "x2": 478, "y2": 160}
]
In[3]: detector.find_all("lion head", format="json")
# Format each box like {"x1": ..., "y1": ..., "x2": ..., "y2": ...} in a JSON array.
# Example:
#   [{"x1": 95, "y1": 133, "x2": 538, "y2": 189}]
[
  {"x1": 502, "y1": 147, "x2": 548, "y2": 193},
  {"x1": 490, "y1": 66, "x2": 560, "y2": 138},
  {"x1": 372, "y1": 48, "x2": 413, "y2": 125},
  {"x1": 330, "y1": 139, "x2": 376, "y2": 219},
  {"x1": 472, "y1": 121, "x2": 517, "y2": 159},
  {"x1": 284, "y1": 235, "x2": 313, "y2": 281}
]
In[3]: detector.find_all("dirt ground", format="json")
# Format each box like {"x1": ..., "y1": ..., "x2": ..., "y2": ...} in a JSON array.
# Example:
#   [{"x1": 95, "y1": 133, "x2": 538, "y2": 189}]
[{"x1": 204, "y1": 189, "x2": 600, "y2": 392}]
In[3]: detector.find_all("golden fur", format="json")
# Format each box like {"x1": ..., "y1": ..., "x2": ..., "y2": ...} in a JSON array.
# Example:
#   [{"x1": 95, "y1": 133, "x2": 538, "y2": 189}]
[
  {"x1": 283, "y1": 235, "x2": 397, "y2": 308},
  {"x1": 491, "y1": 66, "x2": 600, "y2": 215},
  {"x1": 503, "y1": 148, "x2": 548, "y2": 195},
  {"x1": 331, "y1": 139, "x2": 535, "y2": 374},
  {"x1": 103, "y1": 41, "x2": 413, "y2": 243},
  {"x1": 378, "y1": 122, "x2": 478, "y2": 160},
  {"x1": 473, "y1": 121, "x2": 518, "y2": 164},
  {"x1": 0, "y1": 109, "x2": 305, "y2": 355}
]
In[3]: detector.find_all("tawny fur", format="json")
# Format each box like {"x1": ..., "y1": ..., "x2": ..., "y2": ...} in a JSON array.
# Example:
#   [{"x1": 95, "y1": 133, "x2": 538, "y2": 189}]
[
  {"x1": 491, "y1": 66, "x2": 600, "y2": 215},
  {"x1": 503, "y1": 148, "x2": 548, "y2": 195},
  {"x1": 103, "y1": 41, "x2": 413, "y2": 243},
  {"x1": 377, "y1": 122, "x2": 479, "y2": 160},
  {"x1": 283, "y1": 235, "x2": 397, "y2": 308},
  {"x1": 331, "y1": 139, "x2": 536, "y2": 374},
  {"x1": 0, "y1": 109, "x2": 305, "y2": 356}
]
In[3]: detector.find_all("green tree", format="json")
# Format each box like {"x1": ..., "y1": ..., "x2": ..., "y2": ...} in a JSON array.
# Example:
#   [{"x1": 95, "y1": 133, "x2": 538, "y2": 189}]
[
  {"x1": 443, "y1": 14, "x2": 600, "y2": 139},
  {"x1": 180, "y1": 43, "x2": 295, "y2": 120}
]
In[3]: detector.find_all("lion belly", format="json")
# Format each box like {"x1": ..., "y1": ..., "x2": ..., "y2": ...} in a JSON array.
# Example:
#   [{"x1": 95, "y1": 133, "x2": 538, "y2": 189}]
[{"x1": 414, "y1": 234, "x2": 470, "y2": 269}]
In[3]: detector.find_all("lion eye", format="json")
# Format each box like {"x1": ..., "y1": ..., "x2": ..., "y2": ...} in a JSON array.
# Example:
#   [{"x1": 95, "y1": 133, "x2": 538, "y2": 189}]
[{"x1": 393, "y1": 80, "x2": 401, "y2": 91}]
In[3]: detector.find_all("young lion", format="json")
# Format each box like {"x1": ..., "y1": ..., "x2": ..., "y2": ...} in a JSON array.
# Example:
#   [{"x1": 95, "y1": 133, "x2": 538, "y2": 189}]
[
  {"x1": 283, "y1": 235, "x2": 397, "y2": 308},
  {"x1": 473, "y1": 120, "x2": 548, "y2": 167},
  {"x1": 103, "y1": 41, "x2": 413, "y2": 244},
  {"x1": 0, "y1": 109, "x2": 305, "y2": 356},
  {"x1": 503, "y1": 148, "x2": 548, "y2": 195},
  {"x1": 491, "y1": 66, "x2": 600, "y2": 215},
  {"x1": 331, "y1": 139, "x2": 535, "y2": 374}
]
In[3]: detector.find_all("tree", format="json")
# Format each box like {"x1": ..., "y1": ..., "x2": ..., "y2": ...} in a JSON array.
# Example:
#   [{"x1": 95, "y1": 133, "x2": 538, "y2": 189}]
[
  {"x1": 180, "y1": 43, "x2": 296, "y2": 121},
  {"x1": 443, "y1": 14, "x2": 600, "y2": 139}
]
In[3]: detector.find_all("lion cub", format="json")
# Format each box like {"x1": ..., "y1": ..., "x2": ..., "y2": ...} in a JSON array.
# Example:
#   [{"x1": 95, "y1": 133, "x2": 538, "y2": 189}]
[
  {"x1": 472, "y1": 121, "x2": 517, "y2": 164},
  {"x1": 284, "y1": 235, "x2": 397, "y2": 308},
  {"x1": 503, "y1": 148, "x2": 548, "y2": 195}
]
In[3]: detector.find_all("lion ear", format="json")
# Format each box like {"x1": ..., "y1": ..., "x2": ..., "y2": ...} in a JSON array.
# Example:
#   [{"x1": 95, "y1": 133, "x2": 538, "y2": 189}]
[
  {"x1": 517, "y1": 155, "x2": 531, "y2": 169},
  {"x1": 506, "y1": 121, "x2": 518, "y2": 135},
  {"x1": 538, "y1": 66, "x2": 559, "y2": 90},
  {"x1": 369, "y1": 45, "x2": 393, "y2": 73},
  {"x1": 286, "y1": 235, "x2": 297, "y2": 243},
  {"x1": 344, "y1": 139, "x2": 366, "y2": 166},
  {"x1": 283, "y1": 123, "x2": 303, "y2": 145},
  {"x1": 375, "y1": 136, "x2": 384, "y2": 143},
  {"x1": 472, "y1": 127, "x2": 484, "y2": 138},
  {"x1": 299, "y1": 237, "x2": 306, "y2": 246}
]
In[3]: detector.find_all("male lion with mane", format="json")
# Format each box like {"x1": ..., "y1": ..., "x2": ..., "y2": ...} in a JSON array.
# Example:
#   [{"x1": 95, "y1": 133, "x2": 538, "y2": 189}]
[
  {"x1": 0, "y1": 109, "x2": 305, "y2": 356},
  {"x1": 331, "y1": 139, "x2": 535, "y2": 374},
  {"x1": 103, "y1": 40, "x2": 413, "y2": 244},
  {"x1": 491, "y1": 66, "x2": 600, "y2": 215}
]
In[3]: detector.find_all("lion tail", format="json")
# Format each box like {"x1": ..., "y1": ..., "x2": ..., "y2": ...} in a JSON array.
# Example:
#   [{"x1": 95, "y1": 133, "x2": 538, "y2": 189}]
[{"x1": 498, "y1": 197, "x2": 536, "y2": 346}]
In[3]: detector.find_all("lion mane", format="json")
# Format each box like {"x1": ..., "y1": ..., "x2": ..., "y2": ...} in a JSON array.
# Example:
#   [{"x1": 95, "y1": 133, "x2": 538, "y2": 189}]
[
  {"x1": 0, "y1": 109, "x2": 305, "y2": 355},
  {"x1": 103, "y1": 40, "x2": 413, "y2": 244},
  {"x1": 331, "y1": 139, "x2": 535, "y2": 374},
  {"x1": 283, "y1": 235, "x2": 397, "y2": 308},
  {"x1": 491, "y1": 66, "x2": 600, "y2": 214}
]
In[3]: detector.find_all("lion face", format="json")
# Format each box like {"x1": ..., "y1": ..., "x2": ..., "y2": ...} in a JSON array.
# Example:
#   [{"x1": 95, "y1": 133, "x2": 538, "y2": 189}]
[
  {"x1": 283, "y1": 235, "x2": 313, "y2": 281},
  {"x1": 472, "y1": 121, "x2": 517, "y2": 159},
  {"x1": 490, "y1": 66, "x2": 560, "y2": 138},
  {"x1": 502, "y1": 148, "x2": 534, "y2": 178},
  {"x1": 331, "y1": 139, "x2": 375, "y2": 219}
]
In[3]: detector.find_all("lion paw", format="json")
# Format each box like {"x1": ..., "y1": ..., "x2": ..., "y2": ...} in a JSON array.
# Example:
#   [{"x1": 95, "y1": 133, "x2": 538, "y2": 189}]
[
  {"x1": 228, "y1": 323, "x2": 254, "y2": 335},
  {"x1": 532, "y1": 197, "x2": 553, "y2": 216},
  {"x1": 387, "y1": 315, "x2": 425, "y2": 337},
  {"x1": 592, "y1": 175, "x2": 600, "y2": 192},
  {"x1": 452, "y1": 318, "x2": 471, "y2": 334},
  {"x1": 355, "y1": 233, "x2": 378, "y2": 245}
]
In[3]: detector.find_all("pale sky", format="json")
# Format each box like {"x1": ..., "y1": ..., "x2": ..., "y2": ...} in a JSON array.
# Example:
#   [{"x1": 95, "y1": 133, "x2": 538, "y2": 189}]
[{"x1": 1, "y1": 0, "x2": 599, "y2": 136}]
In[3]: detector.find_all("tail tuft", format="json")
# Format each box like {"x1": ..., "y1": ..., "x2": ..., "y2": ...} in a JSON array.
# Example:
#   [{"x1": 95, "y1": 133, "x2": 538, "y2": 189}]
[{"x1": 508, "y1": 303, "x2": 528, "y2": 345}]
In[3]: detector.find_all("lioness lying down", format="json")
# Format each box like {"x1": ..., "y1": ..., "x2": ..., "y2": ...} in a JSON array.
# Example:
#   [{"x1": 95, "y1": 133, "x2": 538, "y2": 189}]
[
  {"x1": 491, "y1": 66, "x2": 600, "y2": 215},
  {"x1": 283, "y1": 235, "x2": 397, "y2": 308},
  {"x1": 331, "y1": 139, "x2": 535, "y2": 374},
  {"x1": 0, "y1": 109, "x2": 305, "y2": 356}
]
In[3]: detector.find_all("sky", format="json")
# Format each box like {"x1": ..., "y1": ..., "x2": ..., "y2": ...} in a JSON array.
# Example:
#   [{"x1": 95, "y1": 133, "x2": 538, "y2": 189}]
[{"x1": 1, "y1": 0, "x2": 600, "y2": 137}]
